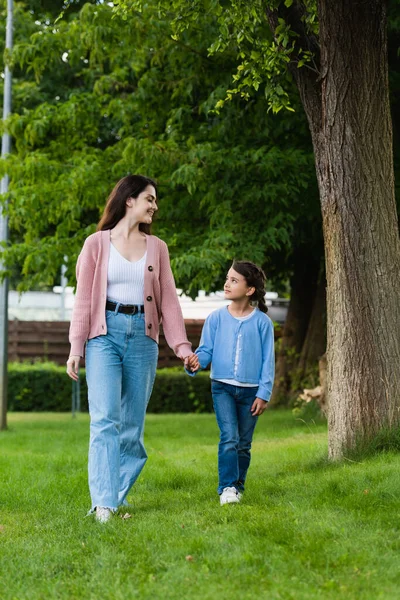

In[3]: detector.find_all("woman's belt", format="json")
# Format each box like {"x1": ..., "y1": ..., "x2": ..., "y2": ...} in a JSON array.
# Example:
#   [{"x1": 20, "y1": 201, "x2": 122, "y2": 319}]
[{"x1": 106, "y1": 300, "x2": 145, "y2": 315}]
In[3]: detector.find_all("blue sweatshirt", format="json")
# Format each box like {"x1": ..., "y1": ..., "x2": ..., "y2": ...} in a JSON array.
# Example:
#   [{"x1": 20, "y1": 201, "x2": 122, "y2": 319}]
[{"x1": 188, "y1": 306, "x2": 275, "y2": 401}]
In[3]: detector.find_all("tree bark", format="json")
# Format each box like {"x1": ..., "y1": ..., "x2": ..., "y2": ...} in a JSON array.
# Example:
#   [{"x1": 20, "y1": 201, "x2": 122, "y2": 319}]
[
  {"x1": 270, "y1": 248, "x2": 319, "y2": 405},
  {"x1": 316, "y1": 1, "x2": 400, "y2": 457},
  {"x1": 267, "y1": 0, "x2": 400, "y2": 458}
]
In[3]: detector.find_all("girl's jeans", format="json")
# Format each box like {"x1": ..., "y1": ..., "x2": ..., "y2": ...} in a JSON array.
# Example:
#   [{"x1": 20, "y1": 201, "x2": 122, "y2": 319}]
[
  {"x1": 85, "y1": 308, "x2": 158, "y2": 511},
  {"x1": 211, "y1": 380, "x2": 259, "y2": 495}
]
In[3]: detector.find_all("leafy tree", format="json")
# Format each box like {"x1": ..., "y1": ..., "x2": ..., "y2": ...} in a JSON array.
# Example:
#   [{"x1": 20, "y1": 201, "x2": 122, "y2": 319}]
[
  {"x1": 2, "y1": 4, "x2": 326, "y2": 408},
  {"x1": 115, "y1": 0, "x2": 400, "y2": 458},
  {"x1": 0, "y1": 0, "x2": 92, "y2": 288},
  {"x1": 1, "y1": 0, "x2": 318, "y2": 300}
]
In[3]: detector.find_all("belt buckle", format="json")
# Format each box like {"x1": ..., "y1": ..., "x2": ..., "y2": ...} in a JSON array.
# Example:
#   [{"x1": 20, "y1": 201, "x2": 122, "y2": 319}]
[{"x1": 131, "y1": 306, "x2": 138, "y2": 315}]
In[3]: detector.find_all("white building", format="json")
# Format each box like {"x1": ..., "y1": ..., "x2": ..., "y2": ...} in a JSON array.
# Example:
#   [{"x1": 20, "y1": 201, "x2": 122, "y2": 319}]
[{"x1": 8, "y1": 288, "x2": 288, "y2": 324}]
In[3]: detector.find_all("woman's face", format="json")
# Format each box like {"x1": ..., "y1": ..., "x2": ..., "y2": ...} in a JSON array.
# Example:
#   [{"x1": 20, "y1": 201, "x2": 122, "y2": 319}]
[{"x1": 128, "y1": 184, "x2": 158, "y2": 224}]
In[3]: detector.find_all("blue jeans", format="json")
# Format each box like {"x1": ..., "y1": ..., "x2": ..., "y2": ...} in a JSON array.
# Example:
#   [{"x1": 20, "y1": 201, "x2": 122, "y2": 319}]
[
  {"x1": 85, "y1": 308, "x2": 158, "y2": 511},
  {"x1": 211, "y1": 380, "x2": 259, "y2": 495}
]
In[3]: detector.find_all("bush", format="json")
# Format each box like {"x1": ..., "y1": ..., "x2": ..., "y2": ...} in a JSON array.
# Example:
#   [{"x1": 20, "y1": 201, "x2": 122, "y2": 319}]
[
  {"x1": 289, "y1": 362, "x2": 320, "y2": 398},
  {"x1": 290, "y1": 361, "x2": 326, "y2": 421},
  {"x1": 7, "y1": 362, "x2": 213, "y2": 413},
  {"x1": 292, "y1": 396, "x2": 325, "y2": 422},
  {"x1": 150, "y1": 368, "x2": 212, "y2": 413}
]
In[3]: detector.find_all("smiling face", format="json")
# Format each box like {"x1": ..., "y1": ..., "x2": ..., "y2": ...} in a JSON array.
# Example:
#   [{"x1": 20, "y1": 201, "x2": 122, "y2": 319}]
[
  {"x1": 224, "y1": 267, "x2": 255, "y2": 301},
  {"x1": 126, "y1": 184, "x2": 158, "y2": 224}
]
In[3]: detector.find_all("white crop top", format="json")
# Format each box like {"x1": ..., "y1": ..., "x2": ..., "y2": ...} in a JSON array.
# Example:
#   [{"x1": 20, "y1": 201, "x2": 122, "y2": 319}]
[{"x1": 107, "y1": 243, "x2": 147, "y2": 305}]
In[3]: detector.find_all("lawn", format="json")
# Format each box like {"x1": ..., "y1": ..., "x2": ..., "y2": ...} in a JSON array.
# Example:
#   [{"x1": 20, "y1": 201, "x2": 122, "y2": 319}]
[{"x1": 1, "y1": 411, "x2": 400, "y2": 599}]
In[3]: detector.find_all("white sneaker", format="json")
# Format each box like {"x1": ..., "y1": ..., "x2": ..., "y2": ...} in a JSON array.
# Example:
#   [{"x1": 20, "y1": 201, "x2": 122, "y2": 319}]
[
  {"x1": 220, "y1": 487, "x2": 240, "y2": 505},
  {"x1": 95, "y1": 506, "x2": 113, "y2": 523}
]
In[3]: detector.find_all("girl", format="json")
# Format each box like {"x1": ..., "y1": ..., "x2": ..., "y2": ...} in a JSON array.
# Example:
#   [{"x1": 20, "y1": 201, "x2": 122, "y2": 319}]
[
  {"x1": 187, "y1": 261, "x2": 275, "y2": 505},
  {"x1": 67, "y1": 174, "x2": 196, "y2": 522}
]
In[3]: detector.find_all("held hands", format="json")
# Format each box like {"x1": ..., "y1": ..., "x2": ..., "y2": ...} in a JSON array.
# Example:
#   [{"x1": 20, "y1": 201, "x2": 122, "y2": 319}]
[
  {"x1": 184, "y1": 353, "x2": 200, "y2": 373},
  {"x1": 66, "y1": 355, "x2": 81, "y2": 381},
  {"x1": 251, "y1": 397, "x2": 269, "y2": 416}
]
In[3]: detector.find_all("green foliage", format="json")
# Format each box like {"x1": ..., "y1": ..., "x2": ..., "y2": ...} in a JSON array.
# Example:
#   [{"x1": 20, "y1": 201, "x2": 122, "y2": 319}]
[
  {"x1": 7, "y1": 363, "x2": 213, "y2": 413},
  {"x1": 290, "y1": 361, "x2": 324, "y2": 420},
  {"x1": 114, "y1": 0, "x2": 319, "y2": 113},
  {"x1": 7, "y1": 361, "x2": 79, "y2": 411},
  {"x1": 292, "y1": 395, "x2": 324, "y2": 421},
  {"x1": 1, "y1": 0, "x2": 399, "y2": 297},
  {"x1": 0, "y1": 0, "x2": 318, "y2": 296},
  {"x1": 150, "y1": 369, "x2": 213, "y2": 413},
  {"x1": 290, "y1": 360, "x2": 319, "y2": 394}
]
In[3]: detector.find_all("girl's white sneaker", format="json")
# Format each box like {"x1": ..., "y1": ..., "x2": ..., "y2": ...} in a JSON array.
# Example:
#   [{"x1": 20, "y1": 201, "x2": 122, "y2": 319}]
[
  {"x1": 220, "y1": 487, "x2": 240, "y2": 505},
  {"x1": 95, "y1": 506, "x2": 113, "y2": 523}
]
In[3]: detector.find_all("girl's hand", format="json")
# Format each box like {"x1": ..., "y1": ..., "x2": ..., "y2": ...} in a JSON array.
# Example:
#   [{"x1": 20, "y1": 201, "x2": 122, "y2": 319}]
[
  {"x1": 189, "y1": 354, "x2": 200, "y2": 372},
  {"x1": 66, "y1": 355, "x2": 81, "y2": 381},
  {"x1": 251, "y1": 397, "x2": 268, "y2": 416},
  {"x1": 184, "y1": 353, "x2": 200, "y2": 372}
]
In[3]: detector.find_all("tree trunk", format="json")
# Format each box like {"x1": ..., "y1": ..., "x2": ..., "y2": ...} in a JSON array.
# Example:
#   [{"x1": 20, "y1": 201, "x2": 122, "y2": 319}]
[
  {"x1": 297, "y1": 270, "x2": 326, "y2": 376},
  {"x1": 314, "y1": 0, "x2": 400, "y2": 458},
  {"x1": 266, "y1": 0, "x2": 400, "y2": 458},
  {"x1": 270, "y1": 248, "x2": 319, "y2": 405}
]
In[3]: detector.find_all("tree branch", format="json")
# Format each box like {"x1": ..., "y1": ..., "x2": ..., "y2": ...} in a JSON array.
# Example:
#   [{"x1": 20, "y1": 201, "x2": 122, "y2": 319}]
[{"x1": 264, "y1": 1, "x2": 323, "y2": 135}]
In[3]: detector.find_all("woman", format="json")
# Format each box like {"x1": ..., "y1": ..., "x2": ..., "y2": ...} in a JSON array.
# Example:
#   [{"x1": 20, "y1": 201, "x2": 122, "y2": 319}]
[{"x1": 67, "y1": 174, "x2": 195, "y2": 523}]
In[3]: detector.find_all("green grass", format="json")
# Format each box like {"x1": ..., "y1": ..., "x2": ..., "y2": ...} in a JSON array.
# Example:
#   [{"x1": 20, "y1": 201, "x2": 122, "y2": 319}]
[{"x1": 1, "y1": 411, "x2": 400, "y2": 599}]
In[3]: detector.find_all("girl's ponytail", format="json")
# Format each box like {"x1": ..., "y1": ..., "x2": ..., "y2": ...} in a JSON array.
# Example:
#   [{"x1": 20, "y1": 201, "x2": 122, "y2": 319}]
[
  {"x1": 231, "y1": 261, "x2": 268, "y2": 313},
  {"x1": 254, "y1": 288, "x2": 268, "y2": 314}
]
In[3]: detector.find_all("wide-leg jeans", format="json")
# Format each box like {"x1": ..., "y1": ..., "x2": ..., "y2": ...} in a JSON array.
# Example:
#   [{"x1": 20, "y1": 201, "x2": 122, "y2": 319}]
[
  {"x1": 211, "y1": 380, "x2": 259, "y2": 495},
  {"x1": 85, "y1": 308, "x2": 158, "y2": 511}
]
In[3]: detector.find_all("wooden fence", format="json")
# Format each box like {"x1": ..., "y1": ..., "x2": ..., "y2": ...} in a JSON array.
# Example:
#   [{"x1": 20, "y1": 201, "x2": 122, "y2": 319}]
[
  {"x1": 7, "y1": 319, "x2": 204, "y2": 368},
  {"x1": 7, "y1": 318, "x2": 281, "y2": 367}
]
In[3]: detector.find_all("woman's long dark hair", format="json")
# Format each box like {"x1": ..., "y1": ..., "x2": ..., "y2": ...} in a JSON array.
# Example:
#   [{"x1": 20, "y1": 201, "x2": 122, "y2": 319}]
[
  {"x1": 97, "y1": 175, "x2": 157, "y2": 233},
  {"x1": 231, "y1": 260, "x2": 268, "y2": 313}
]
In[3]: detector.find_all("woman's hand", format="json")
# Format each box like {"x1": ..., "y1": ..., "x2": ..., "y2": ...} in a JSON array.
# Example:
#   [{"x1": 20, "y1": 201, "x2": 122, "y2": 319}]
[
  {"x1": 251, "y1": 397, "x2": 268, "y2": 416},
  {"x1": 66, "y1": 355, "x2": 81, "y2": 381},
  {"x1": 184, "y1": 353, "x2": 200, "y2": 373}
]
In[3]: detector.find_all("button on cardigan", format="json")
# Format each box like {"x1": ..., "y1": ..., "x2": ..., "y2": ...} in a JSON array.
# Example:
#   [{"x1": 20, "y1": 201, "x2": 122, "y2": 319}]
[{"x1": 69, "y1": 230, "x2": 192, "y2": 360}]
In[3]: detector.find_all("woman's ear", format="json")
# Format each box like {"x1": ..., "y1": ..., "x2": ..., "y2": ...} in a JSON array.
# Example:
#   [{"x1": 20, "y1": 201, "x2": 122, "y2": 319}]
[{"x1": 126, "y1": 197, "x2": 134, "y2": 208}]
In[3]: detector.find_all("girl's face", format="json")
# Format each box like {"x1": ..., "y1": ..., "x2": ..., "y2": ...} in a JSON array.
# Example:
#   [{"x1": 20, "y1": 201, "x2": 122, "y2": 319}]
[
  {"x1": 127, "y1": 184, "x2": 158, "y2": 223},
  {"x1": 224, "y1": 268, "x2": 255, "y2": 301}
]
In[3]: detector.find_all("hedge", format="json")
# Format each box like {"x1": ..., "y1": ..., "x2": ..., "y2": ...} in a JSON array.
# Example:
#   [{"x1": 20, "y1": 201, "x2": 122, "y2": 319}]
[{"x1": 7, "y1": 363, "x2": 213, "y2": 413}]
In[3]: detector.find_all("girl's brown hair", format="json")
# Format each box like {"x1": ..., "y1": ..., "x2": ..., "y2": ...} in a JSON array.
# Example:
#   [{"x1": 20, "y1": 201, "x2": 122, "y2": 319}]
[
  {"x1": 97, "y1": 175, "x2": 157, "y2": 233},
  {"x1": 231, "y1": 260, "x2": 268, "y2": 313}
]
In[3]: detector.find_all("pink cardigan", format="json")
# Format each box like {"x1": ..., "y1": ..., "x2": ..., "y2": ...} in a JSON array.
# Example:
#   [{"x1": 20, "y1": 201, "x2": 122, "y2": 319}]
[{"x1": 69, "y1": 230, "x2": 192, "y2": 360}]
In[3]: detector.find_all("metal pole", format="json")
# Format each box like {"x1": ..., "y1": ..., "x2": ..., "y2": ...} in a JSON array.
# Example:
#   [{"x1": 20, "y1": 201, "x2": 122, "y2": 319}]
[
  {"x1": 72, "y1": 380, "x2": 76, "y2": 417},
  {"x1": 76, "y1": 377, "x2": 80, "y2": 413},
  {"x1": 72, "y1": 379, "x2": 80, "y2": 417},
  {"x1": 60, "y1": 258, "x2": 67, "y2": 320},
  {"x1": 0, "y1": 0, "x2": 13, "y2": 431}
]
